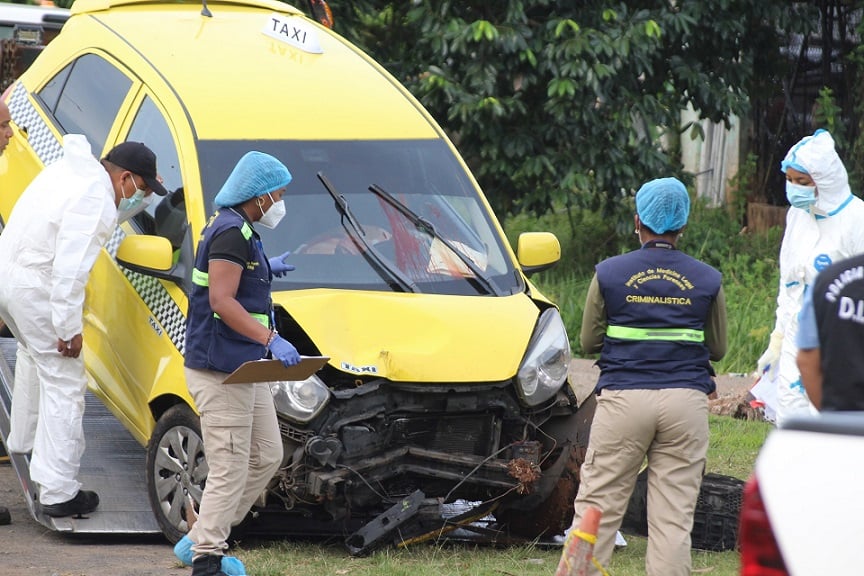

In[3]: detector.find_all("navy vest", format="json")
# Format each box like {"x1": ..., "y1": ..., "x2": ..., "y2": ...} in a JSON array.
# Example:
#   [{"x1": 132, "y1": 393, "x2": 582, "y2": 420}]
[
  {"x1": 811, "y1": 255, "x2": 864, "y2": 410},
  {"x1": 184, "y1": 209, "x2": 273, "y2": 373},
  {"x1": 595, "y1": 242, "x2": 721, "y2": 394}
]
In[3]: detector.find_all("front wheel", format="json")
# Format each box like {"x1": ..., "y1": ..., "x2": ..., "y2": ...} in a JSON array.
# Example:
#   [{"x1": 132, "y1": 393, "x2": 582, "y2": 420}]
[
  {"x1": 496, "y1": 393, "x2": 596, "y2": 537},
  {"x1": 146, "y1": 403, "x2": 207, "y2": 543}
]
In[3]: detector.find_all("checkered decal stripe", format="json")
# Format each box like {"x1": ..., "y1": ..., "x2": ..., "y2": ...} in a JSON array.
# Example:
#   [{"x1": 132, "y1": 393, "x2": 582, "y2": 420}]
[
  {"x1": 8, "y1": 82, "x2": 188, "y2": 356},
  {"x1": 105, "y1": 227, "x2": 125, "y2": 257},
  {"x1": 8, "y1": 82, "x2": 63, "y2": 166},
  {"x1": 123, "y1": 267, "x2": 187, "y2": 356},
  {"x1": 108, "y1": 228, "x2": 188, "y2": 355}
]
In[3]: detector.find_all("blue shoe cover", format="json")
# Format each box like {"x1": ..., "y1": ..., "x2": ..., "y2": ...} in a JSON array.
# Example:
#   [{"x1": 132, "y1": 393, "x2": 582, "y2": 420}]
[
  {"x1": 173, "y1": 536, "x2": 245, "y2": 576},
  {"x1": 173, "y1": 534, "x2": 194, "y2": 566},
  {"x1": 221, "y1": 556, "x2": 247, "y2": 576}
]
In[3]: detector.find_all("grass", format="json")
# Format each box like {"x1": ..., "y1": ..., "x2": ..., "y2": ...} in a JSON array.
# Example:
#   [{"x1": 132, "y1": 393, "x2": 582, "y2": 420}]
[{"x1": 221, "y1": 416, "x2": 772, "y2": 575}]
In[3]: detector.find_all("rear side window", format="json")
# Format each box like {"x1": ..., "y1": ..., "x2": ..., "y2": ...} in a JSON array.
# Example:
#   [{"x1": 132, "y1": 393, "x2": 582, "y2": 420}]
[{"x1": 36, "y1": 53, "x2": 131, "y2": 151}]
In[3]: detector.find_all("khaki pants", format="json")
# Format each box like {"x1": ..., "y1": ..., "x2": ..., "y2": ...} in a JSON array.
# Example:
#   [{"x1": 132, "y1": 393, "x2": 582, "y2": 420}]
[
  {"x1": 185, "y1": 368, "x2": 283, "y2": 558},
  {"x1": 573, "y1": 388, "x2": 708, "y2": 576}
]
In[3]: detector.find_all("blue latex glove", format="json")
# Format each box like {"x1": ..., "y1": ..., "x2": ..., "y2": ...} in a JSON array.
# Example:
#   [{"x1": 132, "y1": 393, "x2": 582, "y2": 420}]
[
  {"x1": 268, "y1": 250, "x2": 295, "y2": 277},
  {"x1": 270, "y1": 335, "x2": 300, "y2": 367}
]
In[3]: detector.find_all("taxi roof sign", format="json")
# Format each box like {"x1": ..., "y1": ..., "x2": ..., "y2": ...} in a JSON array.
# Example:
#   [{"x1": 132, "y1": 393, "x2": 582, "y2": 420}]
[{"x1": 262, "y1": 12, "x2": 322, "y2": 54}]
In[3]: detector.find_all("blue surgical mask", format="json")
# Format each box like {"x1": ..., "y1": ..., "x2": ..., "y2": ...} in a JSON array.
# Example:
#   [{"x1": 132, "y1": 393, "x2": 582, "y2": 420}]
[
  {"x1": 785, "y1": 182, "x2": 816, "y2": 210},
  {"x1": 117, "y1": 179, "x2": 151, "y2": 223}
]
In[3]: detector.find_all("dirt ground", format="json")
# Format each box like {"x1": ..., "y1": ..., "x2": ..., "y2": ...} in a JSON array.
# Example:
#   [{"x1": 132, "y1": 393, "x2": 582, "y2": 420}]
[
  {"x1": 0, "y1": 360, "x2": 756, "y2": 576},
  {"x1": 0, "y1": 462, "x2": 183, "y2": 576}
]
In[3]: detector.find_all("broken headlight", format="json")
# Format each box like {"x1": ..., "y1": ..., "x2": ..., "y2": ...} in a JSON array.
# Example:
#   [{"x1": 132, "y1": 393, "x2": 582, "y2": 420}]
[
  {"x1": 516, "y1": 308, "x2": 571, "y2": 407},
  {"x1": 269, "y1": 375, "x2": 330, "y2": 423}
]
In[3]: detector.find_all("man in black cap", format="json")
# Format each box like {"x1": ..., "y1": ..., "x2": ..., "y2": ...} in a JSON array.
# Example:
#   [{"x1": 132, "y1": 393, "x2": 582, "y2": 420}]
[
  {"x1": 0, "y1": 135, "x2": 166, "y2": 518},
  {"x1": 102, "y1": 140, "x2": 169, "y2": 221}
]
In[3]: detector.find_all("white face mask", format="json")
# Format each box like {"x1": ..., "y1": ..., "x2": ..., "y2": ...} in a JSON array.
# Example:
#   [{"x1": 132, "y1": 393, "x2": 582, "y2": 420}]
[
  {"x1": 258, "y1": 195, "x2": 286, "y2": 229},
  {"x1": 117, "y1": 179, "x2": 152, "y2": 223}
]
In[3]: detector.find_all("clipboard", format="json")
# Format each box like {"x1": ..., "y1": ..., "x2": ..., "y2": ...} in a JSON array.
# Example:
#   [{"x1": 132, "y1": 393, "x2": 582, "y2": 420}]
[{"x1": 222, "y1": 356, "x2": 330, "y2": 384}]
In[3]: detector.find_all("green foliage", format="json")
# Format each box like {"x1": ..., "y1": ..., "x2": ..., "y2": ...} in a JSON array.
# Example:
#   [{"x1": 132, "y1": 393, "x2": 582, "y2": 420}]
[
  {"x1": 812, "y1": 86, "x2": 847, "y2": 150},
  {"x1": 847, "y1": 17, "x2": 864, "y2": 194},
  {"x1": 727, "y1": 152, "x2": 758, "y2": 225},
  {"x1": 328, "y1": 1, "x2": 814, "y2": 218}
]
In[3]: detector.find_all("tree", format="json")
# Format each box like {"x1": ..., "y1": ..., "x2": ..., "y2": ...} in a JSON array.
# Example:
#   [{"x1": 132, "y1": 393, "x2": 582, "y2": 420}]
[{"x1": 327, "y1": 1, "x2": 815, "y2": 224}]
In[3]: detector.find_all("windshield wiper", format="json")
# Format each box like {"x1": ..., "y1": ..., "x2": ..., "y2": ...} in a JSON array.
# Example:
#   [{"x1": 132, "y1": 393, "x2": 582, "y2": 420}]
[
  {"x1": 317, "y1": 172, "x2": 418, "y2": 293},
  {"x1": 368, "y1": 183, "x2": 501, "y2": 296}
]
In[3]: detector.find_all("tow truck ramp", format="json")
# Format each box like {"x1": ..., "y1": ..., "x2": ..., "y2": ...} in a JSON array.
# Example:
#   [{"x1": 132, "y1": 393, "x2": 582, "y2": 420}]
[{"x1": 0, "y1": 336, "x2": 161, "y2": 534}]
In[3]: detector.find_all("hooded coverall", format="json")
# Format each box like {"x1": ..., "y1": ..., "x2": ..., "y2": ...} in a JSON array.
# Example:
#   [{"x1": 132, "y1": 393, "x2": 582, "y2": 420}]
[
  {"x1": 756, "y1": 130, "x2": 864, "y2": 425},
  {"x1": 0, "y1": 134, "x2": 116, "y2": 505}
]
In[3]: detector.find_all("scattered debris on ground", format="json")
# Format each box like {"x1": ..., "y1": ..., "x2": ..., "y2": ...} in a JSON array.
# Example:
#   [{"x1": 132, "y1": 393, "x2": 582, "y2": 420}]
[{"x1": 710, "y1": 390, "x2": 766, "y2": 421}]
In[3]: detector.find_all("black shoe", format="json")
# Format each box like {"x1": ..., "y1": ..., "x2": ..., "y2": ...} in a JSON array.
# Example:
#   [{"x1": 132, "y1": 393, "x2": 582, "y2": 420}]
[
  {"x1": 0, "y1": 505, "x2": 9, "y2": 525},
  {"x1": 41, "y1": 490, "x2": 99, "y2": 517},
  {"x1": 191, "y1": 555, "x2": 227, "y2": 576}
]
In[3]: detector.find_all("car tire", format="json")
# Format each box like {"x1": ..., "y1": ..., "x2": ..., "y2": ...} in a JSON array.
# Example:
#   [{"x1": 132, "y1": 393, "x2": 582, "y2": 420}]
[
  {"x1": 146, "y1": 403, "x2": 207, "y2": 543},
  {"x1": 495, "y1": 394, "x2": 596, "y2": 537}
]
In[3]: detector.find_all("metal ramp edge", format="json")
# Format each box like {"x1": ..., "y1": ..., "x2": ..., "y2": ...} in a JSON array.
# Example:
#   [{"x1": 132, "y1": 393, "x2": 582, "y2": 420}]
[{"x1": 0, "y1": 336, "x2": 161, "y2": 534}]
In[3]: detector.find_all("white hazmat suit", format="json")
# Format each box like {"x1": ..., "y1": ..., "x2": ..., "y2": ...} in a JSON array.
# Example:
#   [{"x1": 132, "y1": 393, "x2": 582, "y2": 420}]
[
  {"x1": 753, "y1": 130, "x2": 864, "y2": 425},
  {"x1": 0, "y1": 134, "x2": 116, "y2": 505}
]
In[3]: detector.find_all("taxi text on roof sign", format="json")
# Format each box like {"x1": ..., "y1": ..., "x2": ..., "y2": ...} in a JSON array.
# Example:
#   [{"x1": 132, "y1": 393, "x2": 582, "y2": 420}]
[{"x1": 262, "y1": 13, "x2": 323, "y2": 54}]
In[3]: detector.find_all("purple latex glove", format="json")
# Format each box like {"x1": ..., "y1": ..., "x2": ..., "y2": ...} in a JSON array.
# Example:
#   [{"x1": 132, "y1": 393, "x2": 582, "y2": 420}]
[{"x1": 269, "y1": 250, "x2": 296, "y2": 277}]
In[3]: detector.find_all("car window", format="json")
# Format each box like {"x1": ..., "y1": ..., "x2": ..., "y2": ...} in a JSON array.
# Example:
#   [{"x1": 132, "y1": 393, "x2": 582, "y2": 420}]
[
  {"x1": 36, "y1": 53, "x2": 132, "y2": 152},
  {"x1": 127, "y1": 96, "x2": 182, "y2": 193},
  {"x1": 36, "y1": 63, "x2": 69, "y2": 111},
  {"x1": 126, "y1": 96, "x2": 187, "y2": 254}
]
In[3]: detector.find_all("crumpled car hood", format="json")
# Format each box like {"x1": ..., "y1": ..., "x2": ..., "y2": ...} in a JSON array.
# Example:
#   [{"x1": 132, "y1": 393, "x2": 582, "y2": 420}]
[{"x1": 274, "y1": 289, "x2": 541, "y2": 383}]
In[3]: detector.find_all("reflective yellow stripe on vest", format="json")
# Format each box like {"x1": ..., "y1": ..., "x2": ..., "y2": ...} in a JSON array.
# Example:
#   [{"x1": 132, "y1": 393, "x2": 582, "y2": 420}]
[
  {"x1": 213, "y1": 312, "x2": 270, "y2": 326},
  {"x1": 192, "y1": 268, "x2": 208, "y2": 287},
  {"x1": 606, "y1": 325, "x2": 704, "y2": 343},
  {"x1": 192, "y1": 268, "x2": 269, "y2": 327}
]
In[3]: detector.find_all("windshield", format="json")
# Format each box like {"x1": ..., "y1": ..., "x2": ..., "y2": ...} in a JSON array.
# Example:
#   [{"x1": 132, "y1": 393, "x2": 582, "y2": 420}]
[{"x1": 196, "y1": 140, "x2": 522, "y2": 296}]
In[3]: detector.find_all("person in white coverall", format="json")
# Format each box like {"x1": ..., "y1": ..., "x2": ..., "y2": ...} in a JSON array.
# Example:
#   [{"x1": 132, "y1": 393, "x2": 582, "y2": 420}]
[
  {"x1": 753, "y1": 129, "x2": 864, "y2": 425},
  {"x1": 0, "y1": 134, "x2": 167, "y2": 517}
]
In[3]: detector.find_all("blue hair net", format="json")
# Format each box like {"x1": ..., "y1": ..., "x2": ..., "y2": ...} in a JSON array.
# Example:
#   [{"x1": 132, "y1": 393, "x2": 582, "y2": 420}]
[
  {"x1": 635, "y1": 177, "x2": 690, "y2": 234},
  {"x1": 214, "y1": 151, "x2": 292, "y2": 208}
]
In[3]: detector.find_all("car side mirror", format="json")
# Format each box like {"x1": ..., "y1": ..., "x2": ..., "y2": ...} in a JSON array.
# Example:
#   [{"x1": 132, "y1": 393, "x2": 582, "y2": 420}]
[
  {"x1": 116, "y1": 234, "x2": 179, "y2": 280},
  {"x1": 517, "y1": 232, "x2": 561, "y2": 277}
]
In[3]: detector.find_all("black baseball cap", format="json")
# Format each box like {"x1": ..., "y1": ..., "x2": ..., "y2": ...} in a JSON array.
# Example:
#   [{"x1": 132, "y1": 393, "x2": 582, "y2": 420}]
[{"x1": 103, "y1": 141, "x2": 168, "y2": 196}]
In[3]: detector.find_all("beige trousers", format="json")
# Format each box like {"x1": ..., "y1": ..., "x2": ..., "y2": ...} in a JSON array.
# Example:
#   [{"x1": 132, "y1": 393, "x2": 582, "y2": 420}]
[
  {"x1": 184, "y1": 367, "x2": 283, "y2": 558},
  {"x1": 572, "y1": 388, "x2": 708, "y2": 576}
]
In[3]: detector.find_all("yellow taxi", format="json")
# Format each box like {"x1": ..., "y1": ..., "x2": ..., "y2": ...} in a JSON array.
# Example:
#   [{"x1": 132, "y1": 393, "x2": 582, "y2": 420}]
[{"x1": 0, "y1": 0, "x2": 593, "y2": 550}]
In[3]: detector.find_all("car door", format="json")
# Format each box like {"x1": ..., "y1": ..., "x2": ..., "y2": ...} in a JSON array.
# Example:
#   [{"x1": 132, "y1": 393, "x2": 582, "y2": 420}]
[{"x1": 88, "y1": 91, "x2": 192, "y2": 443}]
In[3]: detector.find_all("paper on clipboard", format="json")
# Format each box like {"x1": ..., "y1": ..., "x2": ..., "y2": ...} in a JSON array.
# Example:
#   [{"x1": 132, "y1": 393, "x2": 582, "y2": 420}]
[{"x1": 222, "y1": 356, "x2": 330, "y2": 384}]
